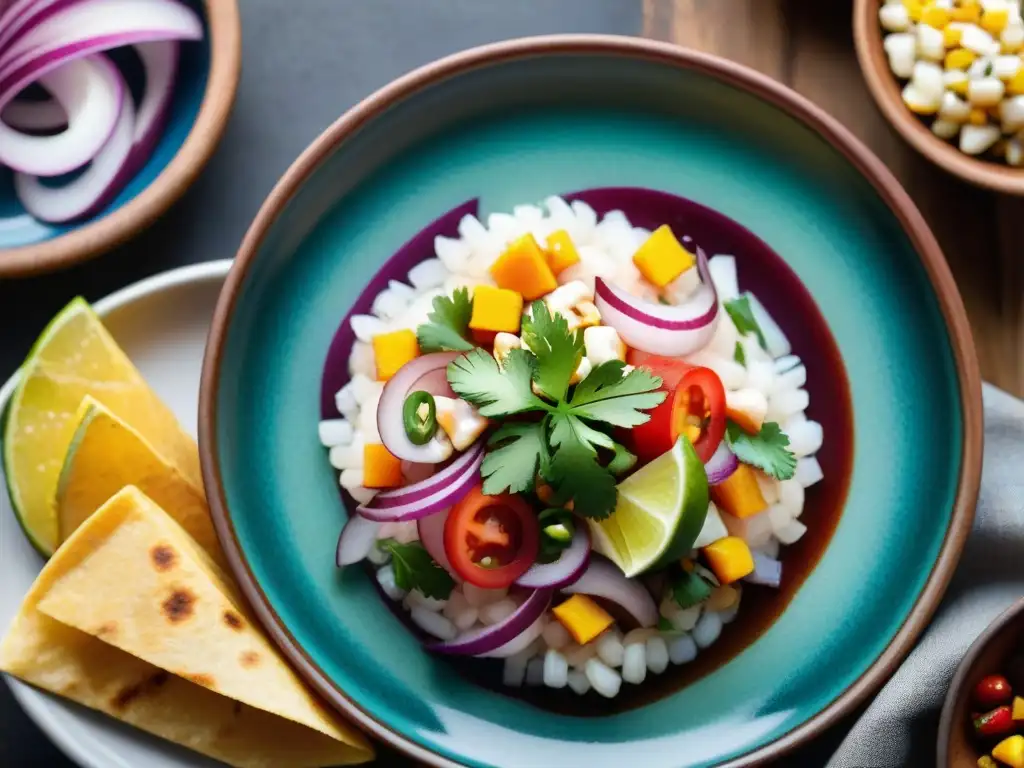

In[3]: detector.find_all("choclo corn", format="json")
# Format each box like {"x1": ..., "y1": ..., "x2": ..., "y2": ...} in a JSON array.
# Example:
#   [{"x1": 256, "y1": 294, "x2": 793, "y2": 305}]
[{"x1": 880, "y1": 0, "x2": 1024, "y2": 164}]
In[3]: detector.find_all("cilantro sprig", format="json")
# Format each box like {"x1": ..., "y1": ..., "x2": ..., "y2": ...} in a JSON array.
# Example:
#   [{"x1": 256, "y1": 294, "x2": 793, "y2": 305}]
[
  {"x1": 380, "y1": 540, "x2": 455, "y2": 599},
  {"x1": 447, "y1": 301, "x2": 666, "y2": 519},
  {"x1": 416, "y1": 288, "x2": 475, "y2": 353},
  {"x1": 725, "y1": 420, "x2": 797, "y2": 480},
  {"x1": 723, "y1": 295, "x2": 766, "y2": 350}
]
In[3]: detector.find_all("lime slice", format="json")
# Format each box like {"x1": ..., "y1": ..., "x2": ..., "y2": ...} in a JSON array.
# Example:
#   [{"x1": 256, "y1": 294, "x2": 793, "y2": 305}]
[
  {"x1": 588, "y1": 437, "x2": 709, "y2": 577},
  {"x1": 3, "y1": 298, "x2": 201, "y2": 556}
]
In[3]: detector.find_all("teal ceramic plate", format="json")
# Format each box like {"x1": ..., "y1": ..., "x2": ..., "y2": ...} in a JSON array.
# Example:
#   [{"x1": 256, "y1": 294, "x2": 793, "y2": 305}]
[
  {"x1": 0, "y1": 0, "x2": 239, "y2": 277},
  {"x1": 200, "y1": 36, "x2": 982, "y2": 768}
]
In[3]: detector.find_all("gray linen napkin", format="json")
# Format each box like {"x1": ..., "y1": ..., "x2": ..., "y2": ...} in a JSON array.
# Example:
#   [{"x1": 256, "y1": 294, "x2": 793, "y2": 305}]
[{"x1": 827, "y1": 384, "x2": 1024, "y2": 767}]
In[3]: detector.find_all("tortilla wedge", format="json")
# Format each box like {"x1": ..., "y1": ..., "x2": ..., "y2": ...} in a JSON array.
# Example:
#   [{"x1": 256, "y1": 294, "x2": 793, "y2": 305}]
[
  {"x1": 0, "y1": 486, "x2": 373, "y2": 767},
  {"x1": 55, "y1": 396, "x2": 227, "y2": 571}
]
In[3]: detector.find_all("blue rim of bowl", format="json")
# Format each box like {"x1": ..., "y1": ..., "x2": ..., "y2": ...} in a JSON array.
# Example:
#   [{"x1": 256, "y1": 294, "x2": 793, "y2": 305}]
[
  {"x1": 0, "y1": 0, "x2": 241, "y2": 278},
  {"x1": 198, "y1": 34, "x2": 983, "y2": 767}
]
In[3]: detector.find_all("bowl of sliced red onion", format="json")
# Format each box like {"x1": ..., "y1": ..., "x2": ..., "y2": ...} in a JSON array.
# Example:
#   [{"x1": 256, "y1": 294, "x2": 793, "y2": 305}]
[{"x1": 0, "y1": 0, "x2": 240, "y2": 276}]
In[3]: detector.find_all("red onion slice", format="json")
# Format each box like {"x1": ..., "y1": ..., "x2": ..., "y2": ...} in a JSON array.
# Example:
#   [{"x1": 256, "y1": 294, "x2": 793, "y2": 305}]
[
  {"x1": 357, "y1": 444, "x2": 482, "y2": 523},
  {"x1": 2, "y1": 95, "x2": 67, "y2": 132},
  {"x1": 515, "y1": 525, "x2": 590, "y2": 590},
  {"x1": 0, "y1": 54, "x2": 123, "y2": 175},
  {"x1": 416, "y1": 508, "x2": 454, "y2": 575},
  {"x1": 370, "y1": 441, "x2": 482, "y2": 510},
  {"x1": 0, "y1": 0, "x2": 203, "y2": 107},
  {"x1": 377, "y1": 352, "x2": 462, "y2": 462},
  {"x1": 336, "y1": 515, "x2": 382, "y2": 567},
  {"x1": 128, "y1": 40, "x2": 178, "y2": 166},
  {"x1": 562, "y1": 557, "x2": 658, "y2": 628},
  {"x1": 704, "y1": 441, "x2": 739, "y2": 486},
  {"x1": 594, "y1": 248, "x2": 719, "y2": 357},
  {"x1": 0, "y1": 0, "x2": 74, "y2": 52},
  {"x1": 745, "y1": 551, "x2": 782, "y2": 588},
  {"x1": 14, "y1": 61, "x2": 134, "y2": 222},
  {"x1": 428, "y1": 589, "x2": 552, "y2": 657}
]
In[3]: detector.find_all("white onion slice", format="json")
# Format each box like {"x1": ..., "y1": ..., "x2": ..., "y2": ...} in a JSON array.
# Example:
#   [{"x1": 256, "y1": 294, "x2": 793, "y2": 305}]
[
  {"x1": 561, "y1": 558, "x2": 658, "y2": 628},
  {"x1": 14, "y1": 60, "x2": 134, "y2": 222},
  {"x1": 594, "y1": 248, "x2": 719, "y2": 357},
  {"x1": 1, "y1": 95, "x2": 67, "y2": 132},
  {"x1": 336, "y1": 515, "x2": 382, "y2": 567},
  {"x1": 0, "y1": 55, "x2": 122, "y2": 176}
]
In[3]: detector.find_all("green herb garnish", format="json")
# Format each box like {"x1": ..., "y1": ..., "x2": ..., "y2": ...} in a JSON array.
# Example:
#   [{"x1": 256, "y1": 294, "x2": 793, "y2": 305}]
[
  {"x1": 416, "y1": 287, "x2": 475, "y2": 352},
  {"x1": 672, "y1": 569, "x2": 713, "y2": 609},
  {"x1": 447, "y1": 301, "x2": 666, "y2": 519},
  {"x1": 380, "y1": 540, "x2": 455, "y2": 599},
  {"x1": 725, "y1": 420, "x2": 797, "y2": 481},
  {"x1": 733, "y1": 341, "x2": 746, "y2": 367},
  {"x1": 723, "y1": 295, "x2": 766, "y2": 349}
]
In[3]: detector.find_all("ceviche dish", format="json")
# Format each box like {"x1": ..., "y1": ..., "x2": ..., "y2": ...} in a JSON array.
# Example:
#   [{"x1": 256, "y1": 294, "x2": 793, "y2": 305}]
[{"x1": 320, "y1": 189, "x2": 827, "y2": 702}]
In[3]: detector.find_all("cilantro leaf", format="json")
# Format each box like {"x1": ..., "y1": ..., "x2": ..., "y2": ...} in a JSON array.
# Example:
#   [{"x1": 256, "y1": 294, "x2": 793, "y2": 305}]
[
  {"x1": 482, "y1": 422, "x2": 549, "y2": 495},
  {"x1": 447, "y1": 348, "x2": 548, "y2": 418},
  {"x1": 548, "y1": 434, "x2": 618, "y2": 520},
  {"x1": 520, "y1": 301, "x2": 584, "y2": 401},
  {"x1": 380, "y1": 540, "x2": 454, "y2": 599},
  {"x1": 549, "y1": 413, "x2": 613, "y2": 451},
  {"x1": 607, "y1": 442, "x2": 637, "y2": 476},
  {"x1": 723, "y1": 295, "x2": 766, "y2": 350},
  {"x1": 671, "y1": 569, "x2": 713, "y2": 609},
  {"x1": 733, "y1": 341, "x2": 746, "y2": 366},
  {"x1": 416, "y1": 288, "x2": 475, "y2": 352},
  {"x1": 725, "y1": 420, "x2": 797, "y2": 480},
  {"x1": 567, "y1": 361, "x2": 666, "y2": 427}
]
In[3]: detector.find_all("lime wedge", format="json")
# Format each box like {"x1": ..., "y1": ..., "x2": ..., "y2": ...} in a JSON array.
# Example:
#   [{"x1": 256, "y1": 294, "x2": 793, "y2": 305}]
[
  {"x1": 588, "y1": 438, "x2": 709, "y2": 577},
  {"x1": 3, "y1": 298, "x2": 201, "y2": 556}
]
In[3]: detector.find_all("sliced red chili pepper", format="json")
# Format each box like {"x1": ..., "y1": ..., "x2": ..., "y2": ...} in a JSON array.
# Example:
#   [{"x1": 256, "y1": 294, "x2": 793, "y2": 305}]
[
  {"x1": 975, "y1": 675, "x2": 1014, "y2": 708},
  {"x1": 974, "y1": 705, "x2": 1015, "y2": 738},
  {"x1": 443, "y1": 484, "x2": 539, "y2": 589}
]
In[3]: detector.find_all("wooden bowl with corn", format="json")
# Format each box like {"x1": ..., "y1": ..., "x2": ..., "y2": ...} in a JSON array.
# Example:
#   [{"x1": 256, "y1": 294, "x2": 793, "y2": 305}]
[{"x1": 854, "y1": 0, "x2": 1024, "y2": 193}]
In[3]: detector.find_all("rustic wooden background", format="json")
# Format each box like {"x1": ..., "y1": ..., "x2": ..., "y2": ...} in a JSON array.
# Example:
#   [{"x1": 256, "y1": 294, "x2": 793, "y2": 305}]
[{"x1": 643, "y1": 0, "x2": 1024, "y2": 398}]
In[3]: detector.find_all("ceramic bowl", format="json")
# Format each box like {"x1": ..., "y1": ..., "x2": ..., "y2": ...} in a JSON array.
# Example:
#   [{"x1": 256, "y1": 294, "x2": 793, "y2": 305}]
[
  {"x1": 0, "y1": 0, "x2": 241, "y2": 277},
  {"x1": 199, "y1": 35, "x2": 983, "y2": 768},
  {"x1": 853, "y1": 0, "x2": 1024, "y2": 194},
  {"x1": 939, "y1": 600, "x2": 1024, "y2": 767}
]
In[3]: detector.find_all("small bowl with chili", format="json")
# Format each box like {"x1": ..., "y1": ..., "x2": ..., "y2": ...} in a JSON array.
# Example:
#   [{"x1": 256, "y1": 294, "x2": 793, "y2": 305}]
[{"x1": 939, "y1": 599, "x2": 1024, "y2": 767}]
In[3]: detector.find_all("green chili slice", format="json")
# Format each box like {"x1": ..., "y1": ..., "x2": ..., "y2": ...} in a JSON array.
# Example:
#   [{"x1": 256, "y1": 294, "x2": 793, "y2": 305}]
[{"x1": 403, "y1": 391, "x2": 437, "y2": 445}]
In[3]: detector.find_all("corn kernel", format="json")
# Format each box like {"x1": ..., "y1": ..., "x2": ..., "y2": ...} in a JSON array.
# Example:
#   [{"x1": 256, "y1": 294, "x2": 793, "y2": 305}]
[
  {"x1": 1008, "y1": 67, "x2": 1024, "y2": 94},
  {"x1": 371, "y1": 329, "x2": 419, "y2": 381},
  {"x1": 944, "y1": 24, "x2": 963, "y2": 47},
  {"x1": 362, "y1": 443, "x2": 403, "y2": 488},
  {"x1": 903, "y1": 0, "x2": 924, "y2": 22},
  {"x1": 922, "y1": 6, "x2": 950, "y2": 28},
  {"x1": 633, "y1": 225, "x2": 695, "y2": 288},
  {"x1": 468, "y1": 285, "x2": 524, "y2": 334},
  {"x1": 951, "y1": 3, "x2": 981, "y2": 23},
  {"x1": 544, "y1": 229, "x2": 581, "y2": 275},
  {"x1": 703, "y1": 537, "x2": 755, "y2": 585},
  {"x1": 982, "y1": 9, "x2": 1010, "y2": 35},
  {"x1": 945, "y1": 47, "x2": 977, "y2": 69},
  {"x1": 970, "y1": 107, "x2": 990, "y2": 124},
  {"x1": 978, "y1": 756, "x2": 998, "y2": 768},
  {"x1": 552, "y1": 594, "x2": 615, "y2": 645}
]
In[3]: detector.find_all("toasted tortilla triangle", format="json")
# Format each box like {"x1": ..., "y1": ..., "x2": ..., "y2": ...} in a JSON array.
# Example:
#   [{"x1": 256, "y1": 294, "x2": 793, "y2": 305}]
[
  {"x1": 1, "y1": 486, "x2": 373, "y2": 767},
  {"x1": 55, "y1": 395, "x2": 227, "y2": 571}
]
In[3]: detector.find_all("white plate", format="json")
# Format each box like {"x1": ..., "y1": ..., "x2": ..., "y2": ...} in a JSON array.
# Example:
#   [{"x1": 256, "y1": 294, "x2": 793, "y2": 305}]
[{"x1": 0, "y1": 261, "x2": 232, "y2": 768}]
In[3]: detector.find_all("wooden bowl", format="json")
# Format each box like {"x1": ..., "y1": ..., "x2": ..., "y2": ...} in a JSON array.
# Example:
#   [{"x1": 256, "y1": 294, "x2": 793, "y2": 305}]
[
  {"x1": 853, "y1": 0, "x2": 1024, "y2": 194},
  {"x1": 0, "y1": 0, "x2": 241, "y2": 277},
  {"x1": 938, "y1": 599, "x2": 1024, "y2": 766}
]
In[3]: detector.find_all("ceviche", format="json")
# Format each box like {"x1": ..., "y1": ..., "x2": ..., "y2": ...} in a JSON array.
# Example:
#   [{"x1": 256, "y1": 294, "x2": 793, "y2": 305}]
[{"x1": 320, "y1": 190, "x2": 824, "y2": 699}]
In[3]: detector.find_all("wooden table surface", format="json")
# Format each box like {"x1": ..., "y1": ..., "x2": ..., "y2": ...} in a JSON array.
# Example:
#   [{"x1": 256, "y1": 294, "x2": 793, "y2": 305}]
[{"x1": 644, "y1": 0, "x2": 1024, "y2": 398}]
